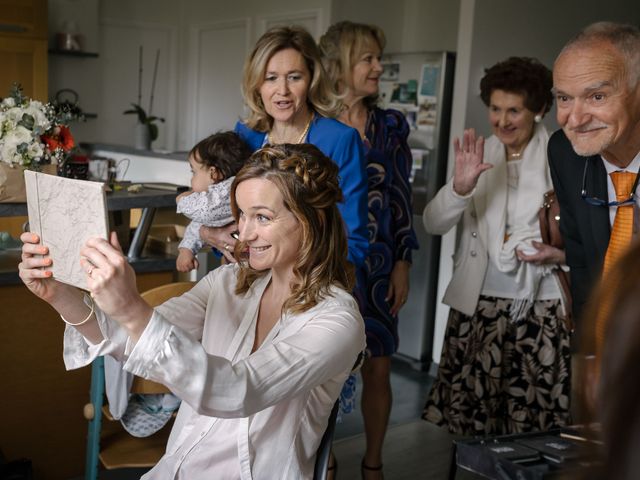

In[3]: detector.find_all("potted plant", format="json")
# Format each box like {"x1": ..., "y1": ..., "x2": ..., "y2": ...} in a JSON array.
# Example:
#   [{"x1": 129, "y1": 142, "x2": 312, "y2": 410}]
[
  {"x1": 124, "y1": 47, "x2": 164, "y2": 150},
  {"x1": 123, "y1": 103, "x2": 164, "y2": 150}
]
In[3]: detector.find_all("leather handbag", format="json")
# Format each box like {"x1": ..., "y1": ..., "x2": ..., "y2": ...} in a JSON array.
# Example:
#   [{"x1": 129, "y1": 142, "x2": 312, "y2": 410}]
[{"x1": 539, "y1": 190, "x2": 573, "y2": 328}]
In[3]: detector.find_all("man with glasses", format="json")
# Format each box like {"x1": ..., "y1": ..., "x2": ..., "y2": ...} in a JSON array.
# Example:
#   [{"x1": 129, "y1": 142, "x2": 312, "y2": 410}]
[{"x1": 548, "y1": 21, "x2": 640, "y2": 349}]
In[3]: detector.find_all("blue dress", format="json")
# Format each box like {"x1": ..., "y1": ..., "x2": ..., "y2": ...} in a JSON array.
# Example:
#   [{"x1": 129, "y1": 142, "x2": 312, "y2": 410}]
[
  {"x1": 235, "y1": 115, "x2": 369, "y2": 268},
  {"x1": 356, "y1": 108, "x2": 419, "y2": 357}
]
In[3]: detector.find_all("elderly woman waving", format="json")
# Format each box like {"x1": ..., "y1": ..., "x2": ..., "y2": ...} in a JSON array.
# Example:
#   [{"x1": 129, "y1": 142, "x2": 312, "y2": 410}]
[{"x1": 422, "y1": 57, "x2": 570, "y2": 436}]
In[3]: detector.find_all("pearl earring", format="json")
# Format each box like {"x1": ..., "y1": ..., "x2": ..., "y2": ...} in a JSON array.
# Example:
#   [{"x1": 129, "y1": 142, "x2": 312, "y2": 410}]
[{"x1": 534, "y1": 114, "x2": 542, "y2": 123}]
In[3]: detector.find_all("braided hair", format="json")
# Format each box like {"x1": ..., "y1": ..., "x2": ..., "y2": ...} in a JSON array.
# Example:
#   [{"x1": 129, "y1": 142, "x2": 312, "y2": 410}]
[{"x1": 230, "y1": 143, "x2": 353, "y2": 313}]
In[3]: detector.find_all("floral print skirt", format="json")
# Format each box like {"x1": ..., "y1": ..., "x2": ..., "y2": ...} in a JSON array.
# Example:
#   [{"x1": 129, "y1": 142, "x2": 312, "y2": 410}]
[{"x1": 422, "y1": 295, "x2": 571, "y2": 436}]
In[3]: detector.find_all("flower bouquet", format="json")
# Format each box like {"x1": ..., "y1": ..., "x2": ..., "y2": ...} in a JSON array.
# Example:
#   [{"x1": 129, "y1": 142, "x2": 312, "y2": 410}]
[{"x1": 0, "y1": 84, "x2": 78, "y2": 202}]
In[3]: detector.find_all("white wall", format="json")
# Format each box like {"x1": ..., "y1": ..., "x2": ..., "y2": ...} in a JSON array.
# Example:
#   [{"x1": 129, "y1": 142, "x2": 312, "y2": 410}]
[
  {"x1": 48, "y1": 0, "x2": 335, "y2": 151},
  {"x1": 331, "y1": 0, "x2": 459, "y2": 52},
  {"x1": 48, "y1": 0, "x2": 462, "y2": 152}
]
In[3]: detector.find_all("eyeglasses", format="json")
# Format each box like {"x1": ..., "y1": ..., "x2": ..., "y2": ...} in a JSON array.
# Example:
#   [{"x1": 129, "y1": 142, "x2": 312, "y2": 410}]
[{"x1": 581, "y1": 159, "x2": 639, "y2": 207}]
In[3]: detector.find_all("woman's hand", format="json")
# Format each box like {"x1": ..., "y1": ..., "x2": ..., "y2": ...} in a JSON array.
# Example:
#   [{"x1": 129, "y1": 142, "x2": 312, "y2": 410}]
[
  {"x1": 517, "y1": 241, "x2": 566, "y2": 265},
  {"x1": 387, "y1": 260, "x2": 411, "y2": 316},
  {"x1": 199, "y1": 223, "x2": 238, "y2": 263},
  {"x1": 80, "y1": 232, "x2": 153, "y2": 340},
  {"x1": 452, "y1": 128, "x2": 493, "y2": 196},
  {"x1": 18, "y1": 232, "x2": 69, "y2": 303}
]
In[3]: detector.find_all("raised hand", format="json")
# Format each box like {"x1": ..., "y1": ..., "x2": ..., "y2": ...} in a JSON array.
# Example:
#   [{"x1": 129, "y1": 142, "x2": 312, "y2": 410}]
[{"x1": 452, "y1": 128, "x2": 492, "y2": 196}]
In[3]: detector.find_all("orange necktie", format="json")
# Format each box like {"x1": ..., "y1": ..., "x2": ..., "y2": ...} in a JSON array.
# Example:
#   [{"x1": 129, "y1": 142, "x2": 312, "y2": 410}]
[{"x1": 595, "y1": 171, "x2": 637, "y2": 350}]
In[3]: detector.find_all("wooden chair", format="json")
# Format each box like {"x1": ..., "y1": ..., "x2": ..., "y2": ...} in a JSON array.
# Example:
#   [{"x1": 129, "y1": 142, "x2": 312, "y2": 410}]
[{"x1": 84, "y1": 282, "x2": 194, "y2": 480}]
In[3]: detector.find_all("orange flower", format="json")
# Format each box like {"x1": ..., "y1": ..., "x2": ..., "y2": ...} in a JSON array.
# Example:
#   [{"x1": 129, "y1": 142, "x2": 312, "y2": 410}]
[{"x1": 42, "y1": 125, "x2": 75, "y2": 151}]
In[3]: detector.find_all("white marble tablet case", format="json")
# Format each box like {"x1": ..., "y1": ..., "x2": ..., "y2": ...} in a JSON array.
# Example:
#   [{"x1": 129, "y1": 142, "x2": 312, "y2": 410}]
[{"x1": 25, "y1": 170, "x2": 108, "y2": 291}]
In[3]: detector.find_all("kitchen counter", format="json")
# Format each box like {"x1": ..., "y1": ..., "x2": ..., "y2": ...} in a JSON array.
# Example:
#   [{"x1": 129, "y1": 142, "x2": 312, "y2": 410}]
[
  {"x1": 80, "y1": 143, "x2": 191, "y2": 186},
  {"x1": 0, "y1": 184, "x2": 180, "y2": 217},
  {"x1": 81, "y1": 142, "x2": 190, "y2": 161}
]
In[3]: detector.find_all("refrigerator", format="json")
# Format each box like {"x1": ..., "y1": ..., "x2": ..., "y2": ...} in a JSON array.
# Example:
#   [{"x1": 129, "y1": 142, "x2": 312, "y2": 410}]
[{"x1": 378, "y1": 51, "x2": 456, "y2": 370}]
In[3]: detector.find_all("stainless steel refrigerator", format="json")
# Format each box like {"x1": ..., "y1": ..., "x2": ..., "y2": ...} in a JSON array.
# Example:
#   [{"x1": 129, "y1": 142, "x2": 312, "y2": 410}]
[{"x1": 379, "y1": 51, "x2": 456, "y2": 370}]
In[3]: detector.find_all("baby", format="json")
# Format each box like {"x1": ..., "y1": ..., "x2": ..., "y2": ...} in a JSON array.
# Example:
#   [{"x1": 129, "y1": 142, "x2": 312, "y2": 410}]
[{"x1": 176, "y1": 131, "x2": 252, "y2": 272}]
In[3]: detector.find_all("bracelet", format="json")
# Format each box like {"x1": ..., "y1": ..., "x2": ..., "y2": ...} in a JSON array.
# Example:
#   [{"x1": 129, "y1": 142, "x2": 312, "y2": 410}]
[{"x1": 60, "y1": 295, "x2": 95, "y2": 326}]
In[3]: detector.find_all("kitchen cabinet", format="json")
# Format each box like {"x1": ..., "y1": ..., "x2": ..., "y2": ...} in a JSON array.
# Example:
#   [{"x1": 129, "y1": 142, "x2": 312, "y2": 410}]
[
  {"x1": 0, "y1": 0, "x2": 48, "y2": 100},
  {"x1": 0, "y1": 0, "x2": 47, "y2": 37},
  {"x1": 0, "y1": 35, "x2": 47, "y2": 100}
]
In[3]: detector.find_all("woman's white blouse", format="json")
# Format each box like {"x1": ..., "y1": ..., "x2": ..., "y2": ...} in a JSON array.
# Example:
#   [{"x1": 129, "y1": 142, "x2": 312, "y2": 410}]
[{"x1": 63, "y1": 264, "x2": 365, "y2": 479}]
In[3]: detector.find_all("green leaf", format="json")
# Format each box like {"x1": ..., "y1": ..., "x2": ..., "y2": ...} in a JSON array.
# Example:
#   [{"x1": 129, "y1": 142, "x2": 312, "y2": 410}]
[
  {"x1": 149, "y1": 123, "x2": 159, "y2": 141},
  {"x1": 18, "y1": 113, "x2": 35, "y2": 130},
  {"x1": 122, "y1": 103, "x2": 147, "y2": 123}
]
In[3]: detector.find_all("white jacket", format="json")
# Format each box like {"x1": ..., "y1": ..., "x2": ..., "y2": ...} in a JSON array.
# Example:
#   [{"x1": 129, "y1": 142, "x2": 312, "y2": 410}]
[
  {"x1": 423, "y1": 177, "x2": 487, "y2": 316},
  {"x1": 423, "y1": 129, "x2": 559, "y2": 316}
]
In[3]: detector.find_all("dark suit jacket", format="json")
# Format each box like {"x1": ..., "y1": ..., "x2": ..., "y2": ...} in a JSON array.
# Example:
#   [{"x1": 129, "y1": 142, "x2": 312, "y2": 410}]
[{"x1": 548, "y1": 129, "x2": 611, "y2": 334}]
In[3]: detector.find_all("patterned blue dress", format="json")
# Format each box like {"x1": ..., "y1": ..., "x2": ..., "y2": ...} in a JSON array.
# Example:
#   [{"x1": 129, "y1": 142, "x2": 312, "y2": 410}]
[{"x1": 356, "y1": 107, "x2": 419, "y2": 357}]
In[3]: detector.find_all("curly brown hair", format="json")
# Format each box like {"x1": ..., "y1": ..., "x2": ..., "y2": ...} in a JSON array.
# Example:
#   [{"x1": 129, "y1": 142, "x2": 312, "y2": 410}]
[
  {"x1": 230, "y1": 143, "x2": 354, "y2": 314},
  {"x1": 479, "y1": 57, "x2": 553, "y2": 115}
]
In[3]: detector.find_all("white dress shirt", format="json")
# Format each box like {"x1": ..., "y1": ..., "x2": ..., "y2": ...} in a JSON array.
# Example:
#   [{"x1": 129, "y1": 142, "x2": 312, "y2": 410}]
[{"x1": 63, "y1": 264, "x2": 365, "y2": 479}]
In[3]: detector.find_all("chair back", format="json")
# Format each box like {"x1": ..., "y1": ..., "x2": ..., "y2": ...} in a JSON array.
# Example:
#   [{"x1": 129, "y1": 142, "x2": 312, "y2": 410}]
[
  {"x1": 140, "y1": 281, "x2": 195, "y2": 306},
  {"x1": 313, "y1": 400, "x2": 340, "y2": 480}
]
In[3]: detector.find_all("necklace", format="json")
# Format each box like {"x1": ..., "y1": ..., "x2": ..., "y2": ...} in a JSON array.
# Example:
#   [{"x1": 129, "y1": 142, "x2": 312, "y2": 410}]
[
  {"x1": 268, "y1": 113, "x2": 313, "y2": 145},
  {"x1": 509, "y1": 151, "x2": 523, "y2": 160}
]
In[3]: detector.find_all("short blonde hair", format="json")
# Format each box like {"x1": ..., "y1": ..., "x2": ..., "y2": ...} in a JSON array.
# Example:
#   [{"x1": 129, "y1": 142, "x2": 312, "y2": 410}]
[
  {"x1": 231, "y1": 144, "x2": 354, "y2": 314},
  {"x1": 319, "y1": 21, "x2": 386, "y2": 109},
  {"x1": 241, "y1": 26, "x2": 342, "y2": 131}
]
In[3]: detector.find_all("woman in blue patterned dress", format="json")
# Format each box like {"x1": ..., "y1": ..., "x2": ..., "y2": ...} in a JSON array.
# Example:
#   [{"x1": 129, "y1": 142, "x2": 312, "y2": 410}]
[{"x1": 320, "y1": 21, "x2": 419, "y2": 479}]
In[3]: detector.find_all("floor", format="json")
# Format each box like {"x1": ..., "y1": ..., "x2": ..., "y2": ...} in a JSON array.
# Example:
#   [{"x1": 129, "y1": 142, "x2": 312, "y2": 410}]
[{"x1": 71, "y1": 356, "x2": 481, "y2": 480}]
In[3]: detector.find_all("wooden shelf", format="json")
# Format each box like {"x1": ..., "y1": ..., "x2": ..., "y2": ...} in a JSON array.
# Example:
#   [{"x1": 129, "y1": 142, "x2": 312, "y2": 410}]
[{"x1": 48, "y1": 49, "x2": 99, "y2": 57}]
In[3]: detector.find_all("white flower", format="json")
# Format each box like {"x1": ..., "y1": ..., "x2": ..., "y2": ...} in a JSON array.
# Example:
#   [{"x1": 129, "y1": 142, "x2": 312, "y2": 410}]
[
  {"x1": 25, "y1": 101, "x2": 52, "y2": 133},
  {"x1": 1, "y1": 97, "x2": 15, "y2": 108},
  {"x1": 0, "y1": 87, "x2": 66, "y2": 167},
  {"x1": 0, "y1": 125, "x2": 34, "y2": 166}
]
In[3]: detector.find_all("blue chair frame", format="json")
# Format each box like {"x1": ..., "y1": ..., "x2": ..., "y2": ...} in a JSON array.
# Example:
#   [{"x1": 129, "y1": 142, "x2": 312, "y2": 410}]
[{"x1": 84, "y1": 356, "x2": 105, "y2": 480}]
